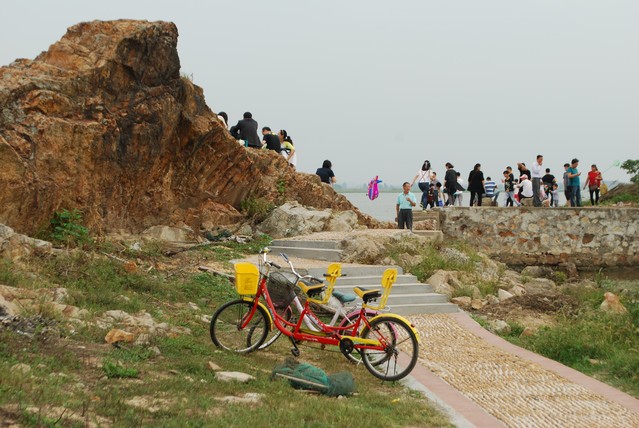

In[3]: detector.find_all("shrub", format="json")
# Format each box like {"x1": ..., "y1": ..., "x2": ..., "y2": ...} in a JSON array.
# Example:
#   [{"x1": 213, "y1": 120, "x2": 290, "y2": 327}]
[
  {"x1": 240, "y1": 197, "x2": 274, "y2": 222},
  {"x1": 49, "y1": 209, "x2": 92, "y2": 247},
  {"x1": 102, "y1": 361, "x2": 138, "y2": 378}
]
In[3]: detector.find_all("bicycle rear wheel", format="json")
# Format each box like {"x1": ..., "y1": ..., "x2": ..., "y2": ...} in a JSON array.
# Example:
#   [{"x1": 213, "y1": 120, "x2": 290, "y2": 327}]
[
  {"x1": 210, "y1": 300, "x2": 270, "y2": 353},
  {"x1": 339, "y1": 309, "x2": 385, "y2": 364},
  {"x1": 359, "y1": 316, "x2": 419, "y2": 381}
]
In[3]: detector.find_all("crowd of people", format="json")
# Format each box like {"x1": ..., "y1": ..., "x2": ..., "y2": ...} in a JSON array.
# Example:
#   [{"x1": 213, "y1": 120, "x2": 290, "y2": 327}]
[
  {"x1": 217, "y1": 111, "x2": 297, "y2": 169},
  {"x1": 406, "y1": 157, "x2": 604, "y2": 211},
  {"x1": 397, "y1": 157, "x2": 604, "y2": 230}
]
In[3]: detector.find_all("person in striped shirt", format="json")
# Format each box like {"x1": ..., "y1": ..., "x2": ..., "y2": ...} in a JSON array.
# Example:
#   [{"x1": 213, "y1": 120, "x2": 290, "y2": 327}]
[{"x1": 484, "y1": 177, "x2": 499, "y2": 205}]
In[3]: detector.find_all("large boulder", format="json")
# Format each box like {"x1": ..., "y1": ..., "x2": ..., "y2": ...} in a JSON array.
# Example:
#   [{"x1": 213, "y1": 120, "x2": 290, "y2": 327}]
[
  {"x1": 0, "y1": 224, "x2": 52, "y2": 260},
  {"x1": 258, "y1": 202, "x2": 332, "y2": 238},
  {"x1": 0, "y1": 20, "x2": 378, "y2": 235}
]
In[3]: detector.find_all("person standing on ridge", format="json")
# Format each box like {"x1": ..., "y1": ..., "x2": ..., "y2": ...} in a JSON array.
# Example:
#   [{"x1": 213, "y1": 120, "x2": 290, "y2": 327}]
[
  {"x1": 443, "y1": 162, "x2": 458, "y2": 206},
  {"x1": 583, "y1": 164, "x2": 603, "y2": 206},
  {"x1": 531, "y1": 155, "x2": 544, "y2": 207},
  {"x1": 396, "y1": 182, "x2": 417, "y2": 230},
  {"x1": 467, "y1": 163, "x2": 485, "y2": 206},
  {"x1": 562, "y1": 163, "x2": 571, "y2": 206},
  {"x1": 230, "y1": 112, "x2": 261, "y2": 148},
  {"x1": 316, "y1": 160, "x2": 336, "y2": 185},
  {"x1": 410, "y1": 160, "x2": 432, "y2": 209},
  {"x1": 567, "y1": 158, "x2": 582, "y2": 207}
]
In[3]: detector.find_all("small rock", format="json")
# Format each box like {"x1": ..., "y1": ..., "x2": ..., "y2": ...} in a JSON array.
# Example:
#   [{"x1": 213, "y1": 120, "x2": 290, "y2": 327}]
[
  {"x1": 105, "y1": 329, "x2": 135, "y2": 344},
  {"x1": 149, "y1": 346, "x2": 162, "y2": 356},
  {"x1": 123, "y1": 261, "x2": 137, "y2": 273},
  {"x1": 600, "y1": 292, "x2": 627, "y2": 314},
  {"x1": 200, "y1": 315, "x2": 212, "y2": 324},
  {"x1": 168, "y1": 369, "x2": 179, "y2": 375},
  {"x1": 11, "y1": 363, "x2": 31, "y2": 375},
  {"x1": 451, "y1": 296, "x2": 471, "y2": 307},
  {"x1": 498, "y1": 289, "x2": 514, "y2": 301},
  {"x1": 490, "y1": 320, "x2": 511, "y2": 335},
  {"x1": 208, "y1": 361, "x2": 221, "y2": 371},
  {"x1": 509, "y1": 285, "x2": 527, "y2": 297},
  {"x1": 216, "y1": 392, "x2": 265, "y2": 404},
  {"x1": 485, "y1": 295, "x2": 500, "y2": 305},
  {"x1": 215, "y1": 371, "x2": 255, "y2": 383},
  {"x1": 470, "y1": 299, "x2": 485, "y2": 310},
  {"x1": 129, "y1": 242, "x2": 142, "y2": 251},
  {"x1": 588, "y1": 358, "x2": 602, "y2": 365},
  {"x1": 187, "y1": 302, "x2": 200, "y2": 311}
]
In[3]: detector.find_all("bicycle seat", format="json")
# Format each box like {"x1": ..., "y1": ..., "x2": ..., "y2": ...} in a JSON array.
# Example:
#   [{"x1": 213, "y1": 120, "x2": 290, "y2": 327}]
[
  {"x1": 353, "y1": 287, "x2": 381, "y2": 303},
  {"x1": 298, "y1": 277, "x2": 325, "y2": 298},
  {"x1": 332, "y1": 290, "x2": 357, "y2": 304}
]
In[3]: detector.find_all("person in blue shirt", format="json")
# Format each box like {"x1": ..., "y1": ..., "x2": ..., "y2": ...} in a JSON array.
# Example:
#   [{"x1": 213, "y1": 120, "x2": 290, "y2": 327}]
[
  {"x1": 395, "y1": 182, "x2": 417, "y2": 230},
  {"x1": 566, "y1": 158, "x2": 582, "y2": 207}
]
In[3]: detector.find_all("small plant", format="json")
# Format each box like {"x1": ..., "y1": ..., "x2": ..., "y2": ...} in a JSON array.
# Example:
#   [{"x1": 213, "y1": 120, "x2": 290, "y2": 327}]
[
  {"x1": 477, "y1": 281, "x2": 498, "y2": 297},
  {"x1": 553, "y1": 271, "x2": 567, "y2": 285},
  {"x1": 49, "y1": 209, "x2": 92, "y2": 246},
  {"x1": 594, "y1": 268, "x2": 606, "y2": 287},
  {"x1": 520, "y1": 274, "x2": 531, "y2": 284},
  {"x1": 276, "y1": 178, "x2": 287, "y2": 196},
  {"x1": 102, "y1": 361, "x2": 138, "y2": 378},
  {"x1": 240, "y1": 197, "x2": 274, "y2": 222}
]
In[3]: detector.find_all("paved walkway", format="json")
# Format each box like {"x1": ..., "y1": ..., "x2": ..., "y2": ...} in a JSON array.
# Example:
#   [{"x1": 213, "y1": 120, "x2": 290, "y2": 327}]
[{"x1": 405, "y1": 312, "x2": 639, "y2": 428}]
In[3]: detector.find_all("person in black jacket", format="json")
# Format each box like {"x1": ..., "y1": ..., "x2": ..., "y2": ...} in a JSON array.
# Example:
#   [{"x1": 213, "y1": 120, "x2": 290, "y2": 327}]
[
  {"x1": 468, "y1": 163, "x2": 485, "y2": 206},
  {"x1": 261, "y1": 127, "x2": 281, "y2": 152},
  {"x1": 443, "y1": 162, "x2": 458, "y2": 206},
  {"x1": 230, "y1": 112, "x2": 261, "y2": 148}
]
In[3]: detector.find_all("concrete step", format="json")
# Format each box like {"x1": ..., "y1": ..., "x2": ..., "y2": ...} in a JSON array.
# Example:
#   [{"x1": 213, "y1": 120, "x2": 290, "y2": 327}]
[
  {"x1": 268, "y1": 246, "x2": 342, "y2": 262},
  {"x1": 333, "y1": 283, "x2": 435, "y2": 294},
  {"x1": 412, "y1": 230, "x2": 443, "y2": 242},
  {"x1": 386, "y1": 293, "x2": 449, "y2": 305},
  {"x1": 386, "y1": 302, "x2": 459, "y2": 316},
  {"x1": 307, "y1": 265, "x2": 404, "y2": 277},
  {"x1": 333, "y1": 274, "x2": 419, "y2": 286},
  {"x1": 271, "y1": 240, "x2": 339, "y2": 250}
]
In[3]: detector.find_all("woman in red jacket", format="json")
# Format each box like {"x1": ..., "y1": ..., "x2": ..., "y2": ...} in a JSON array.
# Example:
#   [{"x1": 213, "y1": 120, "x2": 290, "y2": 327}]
[{"x1": 583, "y1": 164, "x2": 603, "y2": 206}]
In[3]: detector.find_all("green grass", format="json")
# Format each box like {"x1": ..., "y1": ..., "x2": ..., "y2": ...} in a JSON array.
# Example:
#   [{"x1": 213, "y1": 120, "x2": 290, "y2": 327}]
[
  {"x1": 389, "y1": 242, "x2": 475, "y2": 282},
  {"x1": 500, "y1": 279, "x2": 639, "y2": 396}
]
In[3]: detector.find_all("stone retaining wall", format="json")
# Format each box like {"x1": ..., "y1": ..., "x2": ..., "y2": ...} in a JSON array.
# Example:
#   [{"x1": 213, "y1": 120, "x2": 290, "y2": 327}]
[{"x1": 438, "y1": 207, "x2": 639, "y2": 267}]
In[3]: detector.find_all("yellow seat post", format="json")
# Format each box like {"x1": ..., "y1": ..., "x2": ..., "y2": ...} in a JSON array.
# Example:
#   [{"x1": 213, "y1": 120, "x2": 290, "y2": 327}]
[
  {"x1": 362, "y1": 268, "x2": 397, "y2": 310},
  {"x1": 306, "y1": 263, "x2": 341, "y2": 305}
]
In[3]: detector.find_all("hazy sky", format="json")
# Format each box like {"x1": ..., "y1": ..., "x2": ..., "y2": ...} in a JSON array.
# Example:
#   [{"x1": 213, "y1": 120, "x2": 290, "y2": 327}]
[{"x1": 2, "y1": 0, "x2": 637, "y2": 186}]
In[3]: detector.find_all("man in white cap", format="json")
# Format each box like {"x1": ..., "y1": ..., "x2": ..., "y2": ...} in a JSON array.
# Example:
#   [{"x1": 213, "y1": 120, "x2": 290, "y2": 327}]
[{"x1": 516, "y1": 174, "x2": 534, "y2": 205}]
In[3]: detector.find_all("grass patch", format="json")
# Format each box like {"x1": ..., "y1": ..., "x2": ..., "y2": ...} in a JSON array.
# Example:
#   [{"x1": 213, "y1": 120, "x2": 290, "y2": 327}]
[
  {"x1": 102, "y1": 361, "x2": 139, "y2": 379},
  {"x1": 390, "y1": 242, "x2": 475, "y2": 282},
  {"x1": 504, "y1": 279, "x2": 639, "y2": 396}
]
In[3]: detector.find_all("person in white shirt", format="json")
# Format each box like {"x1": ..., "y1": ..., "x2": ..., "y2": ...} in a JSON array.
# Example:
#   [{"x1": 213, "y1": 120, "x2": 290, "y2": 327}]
[
  {"x1": 531, "y1": 155, "x2": 544, "y2": 207},
  {"x1": 516, "y1": 175, "x2": 534, "y2": 203}
]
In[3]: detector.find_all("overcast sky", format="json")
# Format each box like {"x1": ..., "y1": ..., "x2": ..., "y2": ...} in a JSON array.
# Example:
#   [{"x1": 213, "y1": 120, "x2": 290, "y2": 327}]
[{"x1": 2, "y1": 0, "x2": 637, "y2": 186}]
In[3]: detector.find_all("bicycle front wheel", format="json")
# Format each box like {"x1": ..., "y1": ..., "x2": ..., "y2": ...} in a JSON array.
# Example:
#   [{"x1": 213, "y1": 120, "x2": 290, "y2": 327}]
[
  {"x1": 210, "y1": 300, "x2": 270, "y2": 353},
  {"x1": 359, "y1": 316, "x2": 419, "y2": 381},
  {"x1": 258, "y1": 305, "x2": 293, "y2": 350}
]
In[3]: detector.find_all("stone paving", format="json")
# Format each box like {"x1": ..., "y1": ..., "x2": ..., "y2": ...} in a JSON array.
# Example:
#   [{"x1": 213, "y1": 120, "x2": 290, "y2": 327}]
[{"x1": 409, "y1": 314, "x2": 639, "y2": 428}]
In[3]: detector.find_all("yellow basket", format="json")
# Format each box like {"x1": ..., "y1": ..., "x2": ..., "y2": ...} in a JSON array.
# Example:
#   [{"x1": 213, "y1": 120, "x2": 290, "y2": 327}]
[{"x1": 234, "y1": 263, "x2": 259, "y2": 295}]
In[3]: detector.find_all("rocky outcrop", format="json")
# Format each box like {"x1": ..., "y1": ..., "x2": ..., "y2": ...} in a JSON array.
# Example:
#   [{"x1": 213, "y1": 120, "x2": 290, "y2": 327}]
[{"x1": 0, "y1": 20, "x2": 376, "y2": 236}]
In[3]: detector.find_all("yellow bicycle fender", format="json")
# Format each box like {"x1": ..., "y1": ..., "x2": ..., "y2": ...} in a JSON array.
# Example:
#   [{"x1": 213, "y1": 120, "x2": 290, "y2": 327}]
[
  {"x1": 344, "y1": 336, "x2": 382, "y2": 347},
  {"x1": 367, "y1": 313, "x2": 421, "y2": 343},
  {"x1": 241, "y1": 298, "x2": 273, "y2": 331}
]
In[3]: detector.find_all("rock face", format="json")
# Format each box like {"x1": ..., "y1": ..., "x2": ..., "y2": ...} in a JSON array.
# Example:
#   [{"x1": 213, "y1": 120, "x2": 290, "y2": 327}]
[{"x1": 0, "y1": 20, "x2": 375, "y2": 235}]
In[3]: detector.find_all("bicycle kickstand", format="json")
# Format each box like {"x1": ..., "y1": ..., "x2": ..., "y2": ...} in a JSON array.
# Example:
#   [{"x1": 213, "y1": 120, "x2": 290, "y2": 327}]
[{"x1": 287, "y1": 336, "x2": 300, "y2": 357}]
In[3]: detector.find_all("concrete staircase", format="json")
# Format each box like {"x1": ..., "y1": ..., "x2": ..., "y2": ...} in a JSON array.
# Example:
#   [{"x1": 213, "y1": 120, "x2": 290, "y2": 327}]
[
  {"x1": 270, "y1": 239, "x2": 342, "y2": 262},
  {"x1": 305, "y1": 265, "x2": 457, "y2": 316},
  {"x1": 270, "y1": 235, "x2": 458, "y2": 315}
]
